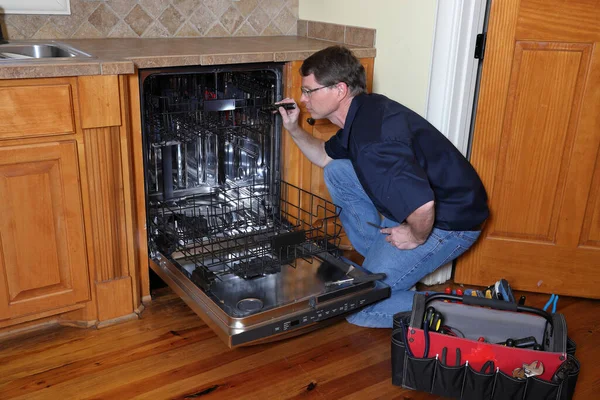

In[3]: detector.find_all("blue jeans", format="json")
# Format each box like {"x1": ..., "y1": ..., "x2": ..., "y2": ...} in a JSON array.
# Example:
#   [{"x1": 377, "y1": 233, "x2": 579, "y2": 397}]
[{"x1": 324, "y1": 159, "x2": 481, "y2": 328}]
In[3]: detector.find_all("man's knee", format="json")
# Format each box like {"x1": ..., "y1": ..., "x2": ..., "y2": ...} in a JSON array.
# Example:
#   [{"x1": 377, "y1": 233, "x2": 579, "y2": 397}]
[{"x1": 324, "y1": 159, "x2": 353, "y2": 187}]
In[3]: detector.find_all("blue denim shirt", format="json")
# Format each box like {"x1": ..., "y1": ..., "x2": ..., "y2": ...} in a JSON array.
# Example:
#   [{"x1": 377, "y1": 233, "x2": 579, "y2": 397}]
[{"x1": 324, "y1": 93, "x2": 489, "y2": 231}]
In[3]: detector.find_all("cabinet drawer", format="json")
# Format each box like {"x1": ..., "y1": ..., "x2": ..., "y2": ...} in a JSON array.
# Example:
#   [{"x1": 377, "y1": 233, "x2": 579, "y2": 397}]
[{"x1": 0, "y1": 84, "x2": 75, "y2": 140}]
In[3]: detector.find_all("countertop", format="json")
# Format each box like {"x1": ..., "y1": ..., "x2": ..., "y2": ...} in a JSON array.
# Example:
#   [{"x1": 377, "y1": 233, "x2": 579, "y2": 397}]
[{"x1": 0, "y1": 36, "x2": 376, "y2": 80}]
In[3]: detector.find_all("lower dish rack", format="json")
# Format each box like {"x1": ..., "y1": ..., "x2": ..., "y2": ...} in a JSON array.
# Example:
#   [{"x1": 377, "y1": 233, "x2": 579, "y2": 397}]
[{"x1": 148, "y1": 180, "x2": 343, "y2": 290}]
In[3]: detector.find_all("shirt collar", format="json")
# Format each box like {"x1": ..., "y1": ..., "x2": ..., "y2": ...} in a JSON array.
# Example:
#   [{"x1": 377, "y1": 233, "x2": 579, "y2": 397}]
[{"x1": 339, "y1": 93, "x2": 366, "y2": 148}]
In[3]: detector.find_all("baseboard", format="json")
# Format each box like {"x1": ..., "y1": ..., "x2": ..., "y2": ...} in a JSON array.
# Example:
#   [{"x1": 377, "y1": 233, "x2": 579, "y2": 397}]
[
  {"x1": 420, "y1": 263, "x2": 453, "y2": 286},
  {"x1": 95, "y1": 312, "x2": 139, "y2": 329}
]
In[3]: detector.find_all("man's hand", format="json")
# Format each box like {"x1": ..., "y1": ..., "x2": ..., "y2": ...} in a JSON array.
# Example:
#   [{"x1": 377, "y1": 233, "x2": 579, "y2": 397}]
[
  {"x1": 275, "y1": 98, "x2": 332, "y2": 168},
  {"x1": 381, "y1": 223, "x2": 423, "y2": 250},
  {"x1": 381, "y1": 200, "x2": 435, "y2": 250},
  {"x1": 277, "y1": 98, "x2": 300, "y2": 134}
]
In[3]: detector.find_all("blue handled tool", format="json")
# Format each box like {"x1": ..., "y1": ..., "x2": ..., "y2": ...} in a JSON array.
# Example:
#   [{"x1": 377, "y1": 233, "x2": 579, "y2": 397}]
[{"x1": 543, "y1": 293, "x2": 559, "y2": 314}]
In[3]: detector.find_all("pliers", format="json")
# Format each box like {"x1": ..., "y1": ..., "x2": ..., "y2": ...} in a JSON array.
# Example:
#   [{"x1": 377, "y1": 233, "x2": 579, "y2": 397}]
[
  {"x1": 480, "y1": 360, "x2": 495, "y2": 374},
  {"x1": 399, "y1": 316, "x2": 430, "y2": 358},
  {"x1": 423, "y1": 316, "x2": 431, "y2": 358},
  {"x1": 441, "y1": 347, "x2": 461, "y2": 366},
  {"x1": 543, "y1": 293, "x2": 559, "y2": 314}
]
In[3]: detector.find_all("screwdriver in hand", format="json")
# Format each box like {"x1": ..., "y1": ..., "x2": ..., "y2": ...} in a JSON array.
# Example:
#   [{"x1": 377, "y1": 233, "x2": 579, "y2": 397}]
[
  {"x1": 367, "y1": 221, "x2": 385, "y2": 229},
  {"x1": 262, "y1": 103, "x2": 296, "y2": 111}
]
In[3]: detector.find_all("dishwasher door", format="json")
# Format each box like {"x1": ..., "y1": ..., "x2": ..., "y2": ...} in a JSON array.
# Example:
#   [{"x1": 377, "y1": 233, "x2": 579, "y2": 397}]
[{"x1": 150, "y1": 250, "x2": 390, "y2": 348}]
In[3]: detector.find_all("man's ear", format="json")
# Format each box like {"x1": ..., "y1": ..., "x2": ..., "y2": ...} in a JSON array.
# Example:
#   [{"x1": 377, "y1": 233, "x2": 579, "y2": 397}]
[{"x1": 336, "y1": 82, "x2": 350, "y2": 99}]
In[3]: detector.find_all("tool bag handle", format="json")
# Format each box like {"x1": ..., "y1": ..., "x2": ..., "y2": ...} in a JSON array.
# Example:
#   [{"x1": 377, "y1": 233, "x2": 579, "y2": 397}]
[{"x1": 425, "y1": 293, "x2": 554, "y2": 326}]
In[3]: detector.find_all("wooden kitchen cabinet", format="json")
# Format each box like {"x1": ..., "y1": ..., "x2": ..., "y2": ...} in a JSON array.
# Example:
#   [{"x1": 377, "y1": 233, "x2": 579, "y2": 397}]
[
  {"x1": 0, "y1": 76, "x2": 141, "y2": 331},
  {"x1": 282, "y1": 58, "x2": 374, "y2": 248},
  {"x1": 0, "y1": 140, "x2": 90, "y2": 320}
]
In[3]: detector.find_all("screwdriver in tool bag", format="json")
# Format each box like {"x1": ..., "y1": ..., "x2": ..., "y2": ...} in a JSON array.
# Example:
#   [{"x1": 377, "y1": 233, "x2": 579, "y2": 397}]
[{"x1": 423, "y1": 307, "x2": 443, "y2": 332}]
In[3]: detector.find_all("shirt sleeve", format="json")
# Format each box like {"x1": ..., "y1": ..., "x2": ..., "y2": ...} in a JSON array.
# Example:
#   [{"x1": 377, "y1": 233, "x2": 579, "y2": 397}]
[
  {"x1": 324, "y1": 129, "x2": 350, "y2": 159},
  {"x1": 358, "y1": 139, "x2": 434, "y2": 224}
]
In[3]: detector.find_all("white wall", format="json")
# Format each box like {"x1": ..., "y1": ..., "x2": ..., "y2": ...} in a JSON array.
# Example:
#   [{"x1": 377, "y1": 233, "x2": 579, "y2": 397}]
[{"x1": 299, "y1": 0, "x2": 437, "y2": 115}]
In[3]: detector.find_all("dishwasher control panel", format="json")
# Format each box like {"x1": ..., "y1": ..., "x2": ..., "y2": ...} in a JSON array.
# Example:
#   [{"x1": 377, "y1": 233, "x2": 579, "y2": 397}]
[{"x1": 232, "y1": 282, "x2": 390, "y2": 346}]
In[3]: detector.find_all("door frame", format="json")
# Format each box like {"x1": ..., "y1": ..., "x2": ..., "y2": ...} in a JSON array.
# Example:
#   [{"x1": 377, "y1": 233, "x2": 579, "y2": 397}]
[
  {"x1": 425, "y1": 0, "x2": 489, "y2": 156},
  {"x1": 420, "y1": 0, "x2": 489, "y2": 284}
]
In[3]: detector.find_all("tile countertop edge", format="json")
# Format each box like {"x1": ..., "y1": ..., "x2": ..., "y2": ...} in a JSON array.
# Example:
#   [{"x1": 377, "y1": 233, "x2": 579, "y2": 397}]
[
  {"x1": 0, "y1": 46, "x2": 376, "y2": 80},
  {"x1": 0, "y1": 63, "x2": 103, "y2": 80}
]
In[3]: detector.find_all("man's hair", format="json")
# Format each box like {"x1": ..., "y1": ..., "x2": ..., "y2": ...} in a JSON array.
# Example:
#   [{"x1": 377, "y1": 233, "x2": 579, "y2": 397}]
[{"x1": 301, "y1": 46, "x2": 367, "y2": 96}]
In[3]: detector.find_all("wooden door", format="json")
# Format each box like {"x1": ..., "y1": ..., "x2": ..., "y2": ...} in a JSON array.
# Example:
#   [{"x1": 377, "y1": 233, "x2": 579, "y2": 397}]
[
  {"x1": 0, "y1": 141, "x2": 90, "y2": 319},
  {"x1": 283, "y1": 58, "x2": 374, "y2": 249},
  {"x1": 455, "y1": 0, "x2": 600, "y2": 298}
]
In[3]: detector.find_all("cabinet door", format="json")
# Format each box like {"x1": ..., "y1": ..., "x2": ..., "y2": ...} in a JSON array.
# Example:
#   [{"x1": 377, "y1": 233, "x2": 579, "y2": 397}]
[{"x1": 0, "y1": 141, "x2": 90, "y2": 319}]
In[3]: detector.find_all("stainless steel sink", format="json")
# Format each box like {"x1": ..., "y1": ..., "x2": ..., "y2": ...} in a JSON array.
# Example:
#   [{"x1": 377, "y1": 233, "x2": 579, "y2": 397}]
[{"x1": 0, "y1": 42, "x2": 91, "y2": 61}]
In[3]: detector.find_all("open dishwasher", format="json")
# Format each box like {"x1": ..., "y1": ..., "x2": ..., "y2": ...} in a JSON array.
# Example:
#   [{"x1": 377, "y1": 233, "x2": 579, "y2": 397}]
[{"x1": 140, "y1": 63, "x2": 390, "y2": 347}]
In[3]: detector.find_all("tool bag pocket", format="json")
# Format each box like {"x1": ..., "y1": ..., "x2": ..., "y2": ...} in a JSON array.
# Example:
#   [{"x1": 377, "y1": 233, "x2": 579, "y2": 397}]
[
  {"x1": 431, "y1": 360, "x2": 465, "y2": 398},
  {"x1": 402, "y1": 354, "x2": 436, "y2": 392},
  {"x1": 391, "y1": 328, "x2": 406, "y2": 387},
  {"x1": 462, "y1": 365, "x2": 495, "y2": 400},
  {"x1": 558, "y1": 354, "x2": 580, "y2": 400},
  {"x1": 492, "y1": 371, "x2": 527, "y2": 400},
  {"x1": 524, "y1": 377, "x2": 560, "y2": 400}
]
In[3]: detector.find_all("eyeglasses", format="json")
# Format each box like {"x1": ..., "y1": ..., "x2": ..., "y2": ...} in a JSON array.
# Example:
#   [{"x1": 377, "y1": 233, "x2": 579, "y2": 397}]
[{"x1": 301, "y1": 84, "x2": 335, "y2": 97}]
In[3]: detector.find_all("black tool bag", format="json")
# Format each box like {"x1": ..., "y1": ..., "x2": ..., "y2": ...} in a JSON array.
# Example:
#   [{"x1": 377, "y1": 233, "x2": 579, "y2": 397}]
[{"x1": 391, "y1": 293, "x2": 581, "y2": 400}]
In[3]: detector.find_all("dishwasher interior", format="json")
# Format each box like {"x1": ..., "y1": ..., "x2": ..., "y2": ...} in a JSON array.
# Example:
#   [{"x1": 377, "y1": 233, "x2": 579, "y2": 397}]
[{"x1": 141, "y1": 64, "x2": 390, "y2": 347}]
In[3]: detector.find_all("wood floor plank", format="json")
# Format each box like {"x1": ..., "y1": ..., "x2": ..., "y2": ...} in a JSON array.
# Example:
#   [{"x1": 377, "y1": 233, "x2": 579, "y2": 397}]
[
  {"x1": 0, "y1": 285, "x2": 598, "y2": 400},
  {"x1": 0, "y1": 325, "x2": 215, "y2": 398},
  {"x1": 337, "y1": 379, "x2": 402, "y2": 400},
  {"x1": 0, "y1": 295, "x2": 200, "y2": 378},
  {"x1": 125, "y1": 323, "x2": 372, "y2": 400}
]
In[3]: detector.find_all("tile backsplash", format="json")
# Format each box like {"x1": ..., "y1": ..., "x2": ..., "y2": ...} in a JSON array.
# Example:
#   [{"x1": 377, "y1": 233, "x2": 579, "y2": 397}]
[
  {"x1": 297, "y1": 19, "x2": 376, "y2": 48},
  {"x1": 2, "y1": 0, "x2": 299, "y2": 39}
]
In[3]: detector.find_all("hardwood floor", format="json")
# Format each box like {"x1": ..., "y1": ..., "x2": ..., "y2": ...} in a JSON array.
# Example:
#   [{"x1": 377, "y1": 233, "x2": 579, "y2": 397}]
[{"x1": 0, "y1": 283, "x2": 598, "y2": 400}]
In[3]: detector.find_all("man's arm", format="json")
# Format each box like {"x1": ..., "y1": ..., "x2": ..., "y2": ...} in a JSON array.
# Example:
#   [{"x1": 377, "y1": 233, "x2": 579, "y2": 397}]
[
  {"x1": 381, "y1": 200, "x2": 435, "y2": 250},
  {"x1": 286, "y1": 125, "x2": 333, "y2": 168},
  {"x1": 278, "y1": 100, "x2": 333, "y2": 168}
]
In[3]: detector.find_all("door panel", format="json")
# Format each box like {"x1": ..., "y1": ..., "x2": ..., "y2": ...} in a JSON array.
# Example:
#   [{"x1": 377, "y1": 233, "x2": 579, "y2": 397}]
[
  {"x1": 455, "y1": 0, "x2": 600, "y2": 298},
  {"x1": 491, "y1": 42, "x2": 591, "y2": 243},
  {"x1": 0, "y1": 141, "x2": 90, "y2": 319}
]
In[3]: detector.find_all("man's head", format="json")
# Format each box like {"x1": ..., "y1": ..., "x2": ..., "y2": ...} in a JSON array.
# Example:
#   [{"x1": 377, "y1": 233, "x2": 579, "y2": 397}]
[
  {"x1": 299, "y1": 46, "x2": 366, "y2": 123},
  {"x1": 300, "y1": 46, "x2": 367, "y2": 97}
]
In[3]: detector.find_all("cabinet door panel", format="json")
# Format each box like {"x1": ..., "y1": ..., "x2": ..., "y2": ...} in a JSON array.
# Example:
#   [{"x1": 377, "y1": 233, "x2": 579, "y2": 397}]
[
  {"x1": 0, "y1": 141, "x2": 90, "y2": 319},
  {"x1": 310, "y1": 121, "x2": 340, "y2": 200}
]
